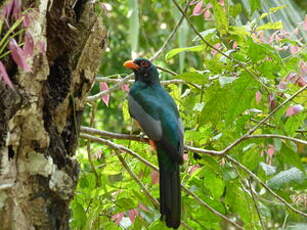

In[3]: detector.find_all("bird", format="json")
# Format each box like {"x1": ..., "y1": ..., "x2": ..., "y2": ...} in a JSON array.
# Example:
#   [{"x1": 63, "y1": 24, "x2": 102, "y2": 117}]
[{"x1": 123, "y1": 58, "x2": 184, "y2": 229}]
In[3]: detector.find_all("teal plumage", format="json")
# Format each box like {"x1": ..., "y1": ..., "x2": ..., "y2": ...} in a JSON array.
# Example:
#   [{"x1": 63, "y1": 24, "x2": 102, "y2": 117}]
[{"x1": 124, "y1": 58, "x2": 183, "y2": 228}]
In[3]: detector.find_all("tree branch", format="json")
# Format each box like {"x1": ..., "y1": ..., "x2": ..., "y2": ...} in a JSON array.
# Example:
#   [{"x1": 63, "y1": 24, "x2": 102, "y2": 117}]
[
  {"x1": 113, "y1": 149, "x2": 160, "y2": 210},
  {"x1": 247, "y1": 179, "x2": 266, "y2": 230},
  {"x1": 80, "y1": 133, "x2": 244, "y2": 229},
  {"x1": 245, "y1": 134, "x2": 307, "y2": 145},
  {"x1": 95, "y1": 77, "x2": 187, "y2": 85},
  {"x1": 80, "y1": 126, "x2": 307, "y2": 156},
  {"x1": 86, "y1": 102, "x2": 100, "y2": 186}
]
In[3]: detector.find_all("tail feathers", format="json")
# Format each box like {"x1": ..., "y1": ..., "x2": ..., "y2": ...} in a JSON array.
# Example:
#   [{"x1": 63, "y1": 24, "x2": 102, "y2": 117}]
[{"x1": 159, "y1": 163, "x2": 181, "y2": 229}]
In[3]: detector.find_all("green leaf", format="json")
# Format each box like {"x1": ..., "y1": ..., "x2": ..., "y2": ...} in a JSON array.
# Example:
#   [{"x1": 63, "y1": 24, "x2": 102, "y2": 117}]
[
  {"x1": 116, "y1": 198, "x2": 136, "y2": 211},
  {"x1": 242, "y1": 147, "x2": 260, "y2": 171},
  {"x1": 284, "y1": 112, "x2": 305, "y2": 136},
  {"x1": 200, "y1": 72, "x2": 257, "y2": 126},
  {"x1": 218, "y1": 76, "x2": 237, "y2": 87},
  {"x1": 229, "y1": 26, "x2": 251, "y2": 37},
  {"x1": 210, "y1": 0, "x2": 229, "y2": 35},
  {"x1": 203, "y1": 167, "x2": 225, "y2": 199},
  {"x1": 278, "y1": 143, "x2": 304, "y2": 171},
  {"x1": 229, "y1": 3, "x2": 242, "y2": 18},
  {"x1": 72, "y1": 202, "x2": 87, "y2": 228},
  {"x1": 258, "y1": 61, "x2": 281, "y2": 79},
  {"x1": 122, "y1": 101, "x2": 130, "y2": 122},
  {"x1": 165, "y1": 45, "x2": 205, "y2": 60},
  {"x1": 259, "y1": 5, "x2": 287, "y2": 19},
  {"x1": 256, "y1": 21, "x2": 283, "y2": 31},
  {"x1": 247, "y1": 38, "x2": 268, "y2": 62},
  {"x1": 225, "y1": 181, "x2": 258, "y2": 228},
  {"x1": 249, "y1": 0, "x2": 261, "y2": 14},
  {"x1": 267, "y1": 167, "x2": 304, "y2": 190},
  {"x1": 193, "y1": 28, "x2": 216, "y2": 42},
  {"x1": 176, "y1": 72, "x2": 208, "y2": 84}
]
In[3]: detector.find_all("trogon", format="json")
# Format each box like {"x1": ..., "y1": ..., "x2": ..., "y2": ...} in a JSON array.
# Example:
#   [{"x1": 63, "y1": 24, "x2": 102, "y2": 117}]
[{"x1": 123, "y1": 58, "x2": 184, "y2": 229}]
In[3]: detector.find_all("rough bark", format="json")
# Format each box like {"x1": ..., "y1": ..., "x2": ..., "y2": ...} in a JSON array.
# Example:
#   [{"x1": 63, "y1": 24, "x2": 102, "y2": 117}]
[{"x1": 0, "y1": 0, "x2": 106, "y2": 229}]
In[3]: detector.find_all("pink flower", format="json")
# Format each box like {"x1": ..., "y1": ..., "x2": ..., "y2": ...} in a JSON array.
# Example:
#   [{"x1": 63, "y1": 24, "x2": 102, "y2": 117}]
[
  {"x1": 255, "y1": 91, "x2": 262, "y2": 104},
  {"x1": 232, "y1": 41, "x2": 238, "y2": 49},
  {"x1": 268, "y1": 94, "x2": 277, "y2": 111},
  {"x1": 151, "y1": 170, "x2": 159, "y2": 185},
  {"x1": 0, "y1": 61, "x2": 14, "y2": 89},
  {"x1": 267, "y1": 145, "x2": 275, "y2": 157},
  {"x1": 23, "y1": 32, "x2": 34, "y2": 57},
  {"x1": 22, "y1": 14, "x2": 32, "y2": 27},
  {"x1": 266, "y1": 144, "x2": 275, "y2": 165},
  {"x1": 9, "y1": 39, "x2": 31, "y2": 72},
  {"x1": 191, "y1": 1, "x2": 213, "y2": 20},
  {"x1": 138, "y1": 204, "x2": 148, "y2": 212},
  {"x1": 304, "y1": 15, "x2": 307, "y2": 31},
  {"x1": 121, "y1": 84, "x2": 129, "y2": 92},
  {"x1": 211, "y1": 43, "x2": 221, "y2": 56},
  {"x1": 300, "y1": 61, "x2": 307, "y2": 74},
  {"x1": 285, "y1": 104, "x2": 304, "y2": 117},
  {"x1": 289, "y1": 46, "x2": 300, "y2": 54},
  {"x1": 187, "y1": 165, "x2": 200, "y2": 175},
  {"x1": 12, "y1": 0, "x2": 21, "y2": 19},
  {"x1": 277, "y1": 80, "x2": 287, "y2": 90},
  {"x1": 204, "y1": 8, "x2": 211, "y2": 19},
  {"x1": 128, "y1": 209, "x2": 138, "y2": 223},
  {"x1": 2, "y1": 0, "x2": 14, "y2": 18},
  {"x1": 99, "y1": 82, "x2": 110, "y2": 106},
  {"x1": 219, "y1": 0, "x2": 225, "y2": 6},
  {"x1": 192, "y1": 1, "x2": 203, "y2": 16},
  {"x1": 111, "y1": 212, "x2": 124, "y2": 225}
]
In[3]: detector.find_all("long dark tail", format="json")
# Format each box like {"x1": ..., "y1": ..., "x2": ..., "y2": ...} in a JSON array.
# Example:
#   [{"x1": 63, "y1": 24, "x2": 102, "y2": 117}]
[{"x1": 158, "y1": 150, "x2": 181, "y2": 229}]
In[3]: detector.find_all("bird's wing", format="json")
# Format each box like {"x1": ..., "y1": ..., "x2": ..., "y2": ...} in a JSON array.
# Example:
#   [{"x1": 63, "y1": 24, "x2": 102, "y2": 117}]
[
  {"x1": 128, "y1": 94, "x2": 162, "y2": 141},
  {"x1": 128, "y1": 87, "x2": 183, "y2": 163}
]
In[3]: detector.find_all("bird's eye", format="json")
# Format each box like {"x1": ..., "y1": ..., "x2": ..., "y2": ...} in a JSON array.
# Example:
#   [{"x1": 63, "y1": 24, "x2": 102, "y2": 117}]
[{"x1": 140, "y1": 61, "x2": 150, "y2": 68}]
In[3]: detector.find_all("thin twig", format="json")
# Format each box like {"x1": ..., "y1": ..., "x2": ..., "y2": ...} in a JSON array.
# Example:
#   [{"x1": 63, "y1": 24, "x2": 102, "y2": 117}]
[
  {"x1": 86, "y1": 103, "x2": 100, "y2": 186},
  {"x1": 156, "y1": 65, "x2": 177, "y2": 76},
  {"x1": 245, "y1": 134, "x2": 307, "y2": 145},
  {"x1": 87, "y1": 73, "x2": 134, "y2": 102},
  {"x1": 86, "y1": 3, "x2": 189, "y2": 102},
  {"x1": 250, "y1": 118, "x2": 306, "y2": 134},
  {"x1": 80, "y1": 134, "x2": 244, "y2": 229},
  {"x1": 150, "y1": 2, "x2": 189, "y2": 61},
  {"x1": 95, "y1": 77, "x2": 187, "y2": 85},
  {"x1": 115, "y1": 149, "x2": 193, "y2": 230},
  {"x1": 226, "y1": 155, "x2": 307, "y2": 217},
  {"x1": 181, "y1": 186, "x2": 244, "y2": 230},
  {"x1": 222, "y1": 85, "x2": 307, "y2": 155},
  {"x1": 171, "y1": 0, "x2": 271, "y2": 91},
  {"x1": 114, "y1": 149, "x2": 160, "y2": 210},
  {"x1": 80, "y1": 126, "x2": 223, "y2": 156},
  {"x1": 247, "y1": 179, "x2": 266, "y2": 230},
  {"x1": 80, "y1": 126, "x2": 307, "y2": 156}
]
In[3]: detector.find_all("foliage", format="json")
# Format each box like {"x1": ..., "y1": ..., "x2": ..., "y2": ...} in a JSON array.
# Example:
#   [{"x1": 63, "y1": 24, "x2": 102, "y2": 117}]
[
  {"x1": 0, "y1": 0, "x2": 43, "y2": 88},
  {"x1": 71, "y1": 0, "x2": 307, "y2": 229}
]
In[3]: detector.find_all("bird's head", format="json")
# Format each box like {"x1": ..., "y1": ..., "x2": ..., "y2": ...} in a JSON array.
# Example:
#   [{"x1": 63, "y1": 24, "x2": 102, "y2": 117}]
[{"x1": 123, "y1": 58, "x2": 159, "y2": 84}]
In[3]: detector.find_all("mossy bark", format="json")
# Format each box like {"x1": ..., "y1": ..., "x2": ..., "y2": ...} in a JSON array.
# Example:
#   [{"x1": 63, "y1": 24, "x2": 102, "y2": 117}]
[{"x1": 0, "y1": 0, "x2": 106, "y2": 229}]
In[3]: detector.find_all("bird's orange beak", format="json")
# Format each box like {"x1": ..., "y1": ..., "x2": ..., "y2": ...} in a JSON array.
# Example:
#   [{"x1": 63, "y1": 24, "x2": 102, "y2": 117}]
[{"x1": 123, "y1": 60, "x2": 140, "y2": 70}]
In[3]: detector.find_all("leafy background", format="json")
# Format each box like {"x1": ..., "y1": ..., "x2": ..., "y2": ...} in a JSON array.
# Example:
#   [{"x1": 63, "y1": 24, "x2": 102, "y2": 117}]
[{"x1": 69, "y1": 0, "x2": 307, "y2": 229}]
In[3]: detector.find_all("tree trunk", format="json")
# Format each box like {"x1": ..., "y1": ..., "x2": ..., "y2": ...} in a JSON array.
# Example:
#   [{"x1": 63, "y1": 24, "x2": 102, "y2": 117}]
[{"x1": 0, "y1": 0, "x2": 106, "y2": 229}]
